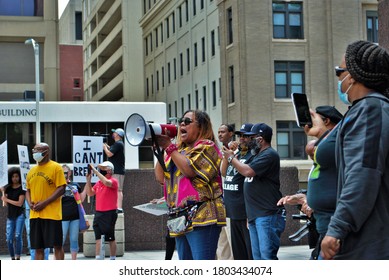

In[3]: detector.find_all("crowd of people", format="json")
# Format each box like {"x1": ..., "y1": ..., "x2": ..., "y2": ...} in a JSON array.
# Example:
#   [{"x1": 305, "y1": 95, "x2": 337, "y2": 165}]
[{"x1": 1, "y1": 39, "x2": 389, "y2": 260}]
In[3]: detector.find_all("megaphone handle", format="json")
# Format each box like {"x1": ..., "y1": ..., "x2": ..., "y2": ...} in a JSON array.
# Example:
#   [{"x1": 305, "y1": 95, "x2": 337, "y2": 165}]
[{"x1": 149, "y1": 124, "x2": 168, "y2": 172}]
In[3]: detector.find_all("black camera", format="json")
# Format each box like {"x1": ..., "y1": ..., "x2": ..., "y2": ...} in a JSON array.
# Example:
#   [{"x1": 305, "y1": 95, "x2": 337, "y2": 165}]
[{"x1": 91, "y1": 132, "x2": 109, "y2": 143}]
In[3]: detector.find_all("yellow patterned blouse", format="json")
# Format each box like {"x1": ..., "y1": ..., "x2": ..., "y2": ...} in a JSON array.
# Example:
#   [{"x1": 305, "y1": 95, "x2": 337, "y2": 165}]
[{"x1": 164, "y1": 139, "x2": 226, "y2": 236}]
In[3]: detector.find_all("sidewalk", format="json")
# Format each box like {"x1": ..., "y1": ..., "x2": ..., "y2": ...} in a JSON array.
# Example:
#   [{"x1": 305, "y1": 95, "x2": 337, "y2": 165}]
[{"x1": 0, "y1": 245, "x2": 311, "y2": 260}]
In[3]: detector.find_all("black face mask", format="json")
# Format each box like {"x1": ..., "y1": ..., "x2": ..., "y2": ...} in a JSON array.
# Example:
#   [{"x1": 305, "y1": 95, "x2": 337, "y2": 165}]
[{"x1": 99, "y1": 169, "x2": 108, "y2": 176}]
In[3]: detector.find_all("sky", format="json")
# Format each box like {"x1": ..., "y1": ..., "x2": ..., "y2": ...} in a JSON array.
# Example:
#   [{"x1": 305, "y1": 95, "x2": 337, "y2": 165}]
[{"x1": 58, "y1": 0, "x2": 70, "y2": 18}]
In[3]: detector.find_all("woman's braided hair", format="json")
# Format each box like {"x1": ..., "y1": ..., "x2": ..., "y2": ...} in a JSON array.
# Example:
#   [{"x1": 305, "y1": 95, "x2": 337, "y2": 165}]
[{"x1": 345, "y1": 40, "x2": 389, "y2": 98}]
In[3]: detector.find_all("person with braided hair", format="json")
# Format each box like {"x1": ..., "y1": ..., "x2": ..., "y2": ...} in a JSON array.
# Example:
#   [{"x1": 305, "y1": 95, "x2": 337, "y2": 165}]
[{"x1": 321, "y1": 40, "x2": 389, "y2": 259}]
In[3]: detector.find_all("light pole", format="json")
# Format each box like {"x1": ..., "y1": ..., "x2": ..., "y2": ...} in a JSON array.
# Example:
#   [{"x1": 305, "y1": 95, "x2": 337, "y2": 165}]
[{"x1": 25, "y1": 38, "x2": 41, "y2": 143}]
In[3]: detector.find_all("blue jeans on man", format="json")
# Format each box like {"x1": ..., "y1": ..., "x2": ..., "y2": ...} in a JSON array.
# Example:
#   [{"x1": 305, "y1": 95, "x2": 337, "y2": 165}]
[{"x1": 248, "y1": 211, "x2": 286, "y2": 260}]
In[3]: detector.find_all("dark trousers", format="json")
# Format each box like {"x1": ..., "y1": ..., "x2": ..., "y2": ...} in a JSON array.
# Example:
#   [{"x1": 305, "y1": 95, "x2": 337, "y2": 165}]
[
  {"x1": 165, "y1": 230, "x2": 176, "y2": 260},
  {"x1": 230, "y1": 219, "x2": 253, "y2": 260}
]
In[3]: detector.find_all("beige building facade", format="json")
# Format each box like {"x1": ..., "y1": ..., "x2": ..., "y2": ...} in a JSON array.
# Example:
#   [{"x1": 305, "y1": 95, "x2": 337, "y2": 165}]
[
  {"x1": 82, "y1": 0, "x2": 144, "y2": 102},
  {"x1": 217, "y1": 0, "x2": 378, "y2": 161},
  {"x1": 140, "y1": 0, "x2": 222, "y2": 128},
  {"x1": 0, "y1": 0, "x2": 59, "y2": 101}
]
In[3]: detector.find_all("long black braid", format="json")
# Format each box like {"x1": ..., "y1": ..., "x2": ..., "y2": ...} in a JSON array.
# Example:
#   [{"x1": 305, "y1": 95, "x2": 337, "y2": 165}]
[{"x1": 345, "y1": 40, "x2": 389, "y2": 98}]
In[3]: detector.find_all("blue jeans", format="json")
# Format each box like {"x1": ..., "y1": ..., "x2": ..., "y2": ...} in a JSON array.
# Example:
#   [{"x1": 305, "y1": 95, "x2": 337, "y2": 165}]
[
  {"x1": 24, "y1": 208, "x2": 31, "y2": 253},
  {"x1": 175, "y1": 224, "x2": 221, "y2": 260},
  {"x1": 6, "y1": 214, "x2": 26, "y2": 258},
  {"x1": 248, "y1": 211, "x2": 286, "y2": 260},
  {"x1": 62, "y1": 219, "x2": 80, "y2": 253}
]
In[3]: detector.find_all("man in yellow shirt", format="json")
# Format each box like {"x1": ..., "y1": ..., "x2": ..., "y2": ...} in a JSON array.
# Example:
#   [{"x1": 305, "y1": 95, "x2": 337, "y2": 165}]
[{"x1": 26, "y1": 143, "x2": 66, "y2": 260}]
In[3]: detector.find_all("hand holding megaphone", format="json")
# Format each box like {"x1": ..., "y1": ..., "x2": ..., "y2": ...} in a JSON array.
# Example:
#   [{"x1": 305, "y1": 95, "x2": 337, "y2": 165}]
[{"x1": 124, "y1": 113, "x2": 177, "y2": 146}]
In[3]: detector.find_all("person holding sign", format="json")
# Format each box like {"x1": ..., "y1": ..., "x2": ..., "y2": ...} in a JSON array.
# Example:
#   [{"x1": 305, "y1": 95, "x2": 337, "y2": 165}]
[
  {"x1": 85, "y1": 161, "x2": 118, "y2": 260},
  {"x1": 1, "y1": 167, "x2": 26, "y2": 260},
  {"x1": 61, "y1": 165, "x2": 87, "y2": 260},
  {"x1": 26, "y1": 143, "x2": 66, "y2": 260}
]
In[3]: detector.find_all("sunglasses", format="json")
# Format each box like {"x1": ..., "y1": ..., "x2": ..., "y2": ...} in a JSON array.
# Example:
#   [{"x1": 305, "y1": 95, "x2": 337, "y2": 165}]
[
  {"x1": 335, "y1": 66, "x2": 348, "y2": 77},
  {"x1": 178, "y1": 117, "x2": 194, "y2": 125},
  {"x1": 238, "y1": 134, "x2": 253, "y2": 139}
]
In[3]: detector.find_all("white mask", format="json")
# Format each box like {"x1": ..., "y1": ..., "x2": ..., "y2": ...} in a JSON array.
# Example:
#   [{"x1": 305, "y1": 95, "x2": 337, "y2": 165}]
[{"x1": 33, "y1": 152, "x2": 45, "y2": 162}]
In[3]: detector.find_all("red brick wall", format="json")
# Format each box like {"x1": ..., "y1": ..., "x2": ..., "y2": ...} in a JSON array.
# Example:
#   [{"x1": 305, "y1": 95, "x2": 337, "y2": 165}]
[{"x1": 59, "y1": 45, "x2": 83, "y2": 101}]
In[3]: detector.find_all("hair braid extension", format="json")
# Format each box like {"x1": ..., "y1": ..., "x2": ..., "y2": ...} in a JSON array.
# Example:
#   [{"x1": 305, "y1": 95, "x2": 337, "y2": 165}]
[{"x1": 345, "y1": 40, "x2": 389, "y2": 98}]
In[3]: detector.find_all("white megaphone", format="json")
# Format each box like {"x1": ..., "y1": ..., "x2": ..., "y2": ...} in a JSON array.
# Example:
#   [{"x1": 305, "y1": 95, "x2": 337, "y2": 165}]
[{"x1": 124, "y1": 113, "x2": 177, "y2": 146}]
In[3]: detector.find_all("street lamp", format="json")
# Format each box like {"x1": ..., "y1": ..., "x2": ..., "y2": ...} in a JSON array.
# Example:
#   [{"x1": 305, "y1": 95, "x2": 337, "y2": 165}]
[{"x1": 25, "y1": 38, "x2": 41, "y2": 143}]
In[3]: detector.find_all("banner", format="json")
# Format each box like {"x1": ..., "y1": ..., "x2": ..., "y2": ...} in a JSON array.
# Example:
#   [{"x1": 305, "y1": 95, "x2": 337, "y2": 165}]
[
  {"x1": 0, "y1": 141, "x2": 7, "y2": 187},
  {"x1": 72, "y1": 136, "x2": 103, "y2": 183},
  {"x1": 17, "y1": 145, "x2": 30, "y2": 190}
]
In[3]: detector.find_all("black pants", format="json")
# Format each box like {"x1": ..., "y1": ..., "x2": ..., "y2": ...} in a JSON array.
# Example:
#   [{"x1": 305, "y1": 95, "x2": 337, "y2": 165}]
[
  {"x1": 165, "y1": 230, "x2": 176, "y2": 260},
  {"x1": 230, "y1": 219, "x2": 253, "y2": 260}
]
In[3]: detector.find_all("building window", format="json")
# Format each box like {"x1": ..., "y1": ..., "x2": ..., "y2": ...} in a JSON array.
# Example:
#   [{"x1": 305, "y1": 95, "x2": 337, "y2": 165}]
[
  {"x1": 172, "y1": 12, "x2": 176, "y2": 34},
  {"x1": 227, "y1": 7, "x2": 233, "y2": 45},
  {"x1": 146, "y1": 77, "x2": 149, "y2": 97},
  {"x1": 195, "y1": 90, "x2": 199, "y2": 109},
  {"x1": 75, "y1": 12, "x2": 82, "y2": 40},
  {"x1": 180, "y1": 53, "x2": 183, "y2": 76},
  {"x1": 194, "y1": 42, "x2": 198, "y2": 67},
  {"x1": 273, "y1": 2, "x2": 303, "y2": 39},
  {"x1": 276, "y1": 121, "x2": 307, "y2": 159},
  {"x1": 73, "y1": 78, "x2": 81, "y2": 88},
  {"x1": 151, "y1": 74, "x2": 154, "y2": 94},
  {"x1": 156, "y1": 71, "x2": 159, "y2": 91},
  {"x1": 211, "y1": 30, "x2": 216, "y2": 56},
  {"x1": 188, "y1": 94, "x2": 191, "y2": 109},
  {"x1": 175, "y1": 101, "x2": 178, "y2": 117},
  {"x1": 201, "y1": 37, "x2": 206, "y2": 62},
  {"x1": 185, "y1": 0, "x2": 189, "y2": 22},
  {"x1": 181, "y1": 97, "x2": 185, "y2": 115},
  {"x1": 166, "y1": 17, "x2": 170, "y2": 39},
  {"x1": 168, "y1": 103, "x2": 172, "y2": 118},
  {"x1": 145, "y1": 37, "x2": 148, "y2": 56},
  {"x1": 366, "y1": 11, "x2": 379, "y2": 43},
  {"x1": 200, "y1": 0, "x2": 204, "y2": 10},
  {"x1": 193, "y1": 0, "x2": 197, "y2": 16},
  {"x1": 178, "y1": 6, "x2": 182, "y2": 28},
  {"x1": 160, "y1": 23, "x2": 164, "y2": 43},
  {"x1": 202, "y1": 86, "x2": 207, "y2": 111},
  {"x1": 150, "y1": 33, "x2": 153, "y2": 52},
  {"x1": 162, "y1": 67, "x2": 165, "y2": 87},
  {"x1": 274, "y1": 61, "x2": 304, "y2": 98},
  {"x1": 174, "y1": 58, "x2": 177, "y2": 80},
  {"x1": 155, "y1": 28, "x2": 158, "y2": 48},
  {"x1": 186, "y1": 48, "x2": 190, "y2": 72},
  {"x1": 168, "y1": 62, "x2": 171, "y2": 84},
  {"x1": 229, "y1": 66, "x2": 235, "y2": 104},
  {"x1": 212, "y1": 80, "x2": 217, "y2": 107}
]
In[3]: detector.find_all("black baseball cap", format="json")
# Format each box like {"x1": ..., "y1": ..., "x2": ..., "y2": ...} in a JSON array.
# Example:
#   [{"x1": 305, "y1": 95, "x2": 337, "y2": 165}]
[
  {"x1": 235, "y1": 123, "x2": 254, "y2": 135},
  {"x1": 316, "y1": 106, "x2": 343, "y2": 124}
]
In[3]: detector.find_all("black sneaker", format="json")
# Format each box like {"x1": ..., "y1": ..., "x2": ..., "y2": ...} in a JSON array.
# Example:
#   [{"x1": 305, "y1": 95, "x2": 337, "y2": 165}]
[{"x1": 117, "y1": 209, "x2": 123, "y2": 213}]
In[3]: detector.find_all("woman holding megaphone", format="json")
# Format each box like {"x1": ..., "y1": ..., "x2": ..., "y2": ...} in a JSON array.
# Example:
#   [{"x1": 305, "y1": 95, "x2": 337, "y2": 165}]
[{"x1": 154, "y1": 109, "x2": 226, "y2": 260}]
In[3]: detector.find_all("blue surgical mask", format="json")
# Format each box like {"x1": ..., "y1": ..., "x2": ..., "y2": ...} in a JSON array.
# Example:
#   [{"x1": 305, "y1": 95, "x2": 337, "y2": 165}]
[{"x1": 337, "y1": 74, "x2": 352, "y2": 105}]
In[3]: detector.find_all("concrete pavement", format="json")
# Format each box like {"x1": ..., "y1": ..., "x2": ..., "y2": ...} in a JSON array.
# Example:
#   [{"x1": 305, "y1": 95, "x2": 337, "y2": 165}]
[{"x1": 0, "y1": 245, "x2": 311, "y2": 260}]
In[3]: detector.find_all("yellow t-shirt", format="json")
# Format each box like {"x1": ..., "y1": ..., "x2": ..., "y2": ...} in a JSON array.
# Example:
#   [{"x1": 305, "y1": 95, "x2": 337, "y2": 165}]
[{"x1": 26, "y1": 160, "x2": 66, "y2": 220}]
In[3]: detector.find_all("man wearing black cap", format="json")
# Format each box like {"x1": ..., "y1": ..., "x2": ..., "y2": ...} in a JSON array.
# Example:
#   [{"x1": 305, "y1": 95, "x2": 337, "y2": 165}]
[
  {"x1": 221, "y1": 123, "x2": 253, "y2": 260},
  {"x1": 222, "y1": 123, "x2": 285, "y2": 260},
  {"x1": 103, "y1": 128, "x2": 125, "y2": 213}
]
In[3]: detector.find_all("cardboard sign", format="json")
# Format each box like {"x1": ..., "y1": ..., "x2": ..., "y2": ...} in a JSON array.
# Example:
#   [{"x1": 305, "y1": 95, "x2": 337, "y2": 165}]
[
  {"x1": 72, "y1": 136, "x2": 103, "y2": 183},
  {"x1": 17, "y1": 145, "x2": 30, "y2": 190},
  {"x1": 0, "y1": 141, "x2": 7, "y2": 187}
]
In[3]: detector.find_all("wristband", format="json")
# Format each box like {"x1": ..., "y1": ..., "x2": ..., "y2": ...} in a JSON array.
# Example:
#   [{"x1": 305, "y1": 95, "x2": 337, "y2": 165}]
[{"x1": 165, "y1": 144, "x2": 178, "y2": 156}]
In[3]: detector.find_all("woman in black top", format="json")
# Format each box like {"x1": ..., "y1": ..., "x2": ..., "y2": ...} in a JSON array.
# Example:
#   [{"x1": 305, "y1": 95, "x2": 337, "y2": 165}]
[{"x1": 1, "y1": 167, "x2": 26, "y2": 260}]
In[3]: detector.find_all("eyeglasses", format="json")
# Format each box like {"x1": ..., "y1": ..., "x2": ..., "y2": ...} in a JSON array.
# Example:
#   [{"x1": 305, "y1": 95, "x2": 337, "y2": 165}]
[
  {"x1": 178, "y1": 117, "x2": 194, "y2": 125},
  {"x1": 335, "y1": 66, "x2": 348, "y2": 77}
]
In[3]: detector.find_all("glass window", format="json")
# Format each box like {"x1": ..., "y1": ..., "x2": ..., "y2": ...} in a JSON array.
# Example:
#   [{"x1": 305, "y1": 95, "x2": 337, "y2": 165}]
[
  {"x1": 366, "y1": 11, "x2": 379, "y2": 43},
  {"x1": 229, "y1": 66, "x2": 235, "y2": 104},
  {"x1": 275, "y1": 61, "x2": 304, "y2": 98},
  {"x1": 276, "y1": 121, "x2": 307, "y2": 159},
  {"x1": 0, "y1": 0, "x2": 43, "y2": 16},
  {"x1": 227, "y1": 7, "x2": 233, "y2": 44},
  {"x1": 272, "y1": 2, "x2": 303, "y2": 39}
]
